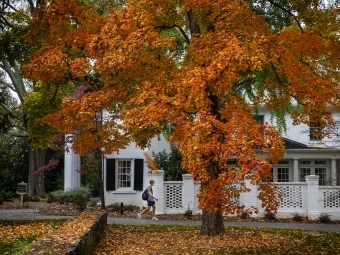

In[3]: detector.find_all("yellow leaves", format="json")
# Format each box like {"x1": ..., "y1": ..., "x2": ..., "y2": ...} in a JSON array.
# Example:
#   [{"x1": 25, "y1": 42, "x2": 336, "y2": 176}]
[
  {"x1": 0, "y1": 220, "x2": 63, "y2": 244},
  {"x1": 93, "y1": 225, "x2": 304, "y2": 254}
]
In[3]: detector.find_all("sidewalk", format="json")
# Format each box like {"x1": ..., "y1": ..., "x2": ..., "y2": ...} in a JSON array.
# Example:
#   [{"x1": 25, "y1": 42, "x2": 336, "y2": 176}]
[{"x1": 1, "y1": 209, "x2": 340, "y2": 233}]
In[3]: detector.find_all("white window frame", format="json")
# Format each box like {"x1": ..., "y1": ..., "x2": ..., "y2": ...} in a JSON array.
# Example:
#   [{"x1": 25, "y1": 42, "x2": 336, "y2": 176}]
[
  {"x1": 272, "y1": 160, "x2": 292, "y2": 182},
  {"x1": 116, "y1": 159, "x2": 134, "y2": 191},
  {"x1": 298, "y1": 159, "x2": 329, "y2": 185}
]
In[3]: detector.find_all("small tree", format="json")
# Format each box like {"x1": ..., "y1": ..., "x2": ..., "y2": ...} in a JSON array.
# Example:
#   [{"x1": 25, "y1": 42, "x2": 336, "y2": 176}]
[{"x1": 151, "y1": 149, "x2": 186, "y2": 181}]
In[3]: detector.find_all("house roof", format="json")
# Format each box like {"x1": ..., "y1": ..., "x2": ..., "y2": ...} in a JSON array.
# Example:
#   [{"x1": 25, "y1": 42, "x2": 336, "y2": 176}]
[{"x1": 283, "y1": 138, "x2": 309, "y2": 149}]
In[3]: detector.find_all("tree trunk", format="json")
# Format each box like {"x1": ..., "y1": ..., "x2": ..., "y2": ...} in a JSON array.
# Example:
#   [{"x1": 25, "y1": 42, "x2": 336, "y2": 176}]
[
  {"x1": 28, "y1": 145, "x2": 46, "y2": 197},
  {"x1": 96, "y1": 148, "x2": 105, "y2": 209},
  {"x1": 200, "y1": 209, "x2": 225, "y2": 235},
  {"x1": 200, "y1": 161, "x2": 225, "y2": 235}
]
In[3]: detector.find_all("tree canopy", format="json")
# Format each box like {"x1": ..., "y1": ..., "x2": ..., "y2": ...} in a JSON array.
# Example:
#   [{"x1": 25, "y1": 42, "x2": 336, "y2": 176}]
[{"x1": 23, "y1": 0, "x2": 340, "y2": 235}]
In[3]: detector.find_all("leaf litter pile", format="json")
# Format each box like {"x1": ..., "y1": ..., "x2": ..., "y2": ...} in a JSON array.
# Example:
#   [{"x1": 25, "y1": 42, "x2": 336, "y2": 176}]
[
  {"x1": 24, "y1": 212, "x2": 101, "y2": 255},
  {"x1": 93, "y1": 225, "x2": 304, "y2": 254}
]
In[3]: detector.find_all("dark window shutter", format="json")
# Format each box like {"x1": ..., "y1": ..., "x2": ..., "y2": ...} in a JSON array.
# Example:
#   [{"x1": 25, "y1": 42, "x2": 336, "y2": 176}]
[
  {"x1": 106, "y1": 158, "x2": 116, "y2": 191},
  {"x1": 134, "y1": 158, "x2": 144, "y2": 191}
]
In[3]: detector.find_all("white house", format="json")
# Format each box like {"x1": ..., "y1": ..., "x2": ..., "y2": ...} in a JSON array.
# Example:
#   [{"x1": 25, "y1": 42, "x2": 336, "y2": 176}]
[{"x1": 64, "y1": 107, "x2": 340, "y2": 218}]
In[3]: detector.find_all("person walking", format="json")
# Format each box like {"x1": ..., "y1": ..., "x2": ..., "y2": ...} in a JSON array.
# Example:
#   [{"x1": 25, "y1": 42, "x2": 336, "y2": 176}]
[{"x1": 138, "y1": 180, "x2": 159, "y2": 220}]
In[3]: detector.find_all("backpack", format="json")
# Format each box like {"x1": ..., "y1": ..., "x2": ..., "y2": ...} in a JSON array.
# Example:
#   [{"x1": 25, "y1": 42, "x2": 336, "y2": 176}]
[{"x1": 142, "y1": 188, "x2": 148, "y2": 200}]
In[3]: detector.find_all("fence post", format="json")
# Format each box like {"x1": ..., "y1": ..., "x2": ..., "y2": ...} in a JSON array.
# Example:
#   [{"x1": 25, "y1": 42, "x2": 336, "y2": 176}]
[
  {"x1": 244, "y1": 179, "x2": 259, "y2": 217},
  {"x1": 148, "y1": 170, "x2": 165, "y2": 214},
  {"x1": 305, "y1": 175, "x2": 320, "y2": 220},
  {"x1": 182, "y1": 174, "x2": 195, "y2": 213}
]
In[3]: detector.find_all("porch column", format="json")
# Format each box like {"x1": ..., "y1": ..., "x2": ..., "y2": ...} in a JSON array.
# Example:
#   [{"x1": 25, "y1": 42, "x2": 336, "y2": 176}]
[
  {"x1": 64, "y1": 134, "x2": 81, "y2": 191},
  {"x1": 306, "y1": 175, "x2": 320, "y2": 220},
  {"x1": 148, "y1": 170, "x2": 164, "y2": 214},
  {"x1": 293, "y1": 158, "x2": 299, "y2": 182},
  {"x1": 64, "y1": 146, "x2": 81, "y2": 191},
  {"x1": 331, "y1": 158, "x2": 337, "y2": 186},
  {"x1": 182, "y1": 174, "x2": 195, "y2": 213}
]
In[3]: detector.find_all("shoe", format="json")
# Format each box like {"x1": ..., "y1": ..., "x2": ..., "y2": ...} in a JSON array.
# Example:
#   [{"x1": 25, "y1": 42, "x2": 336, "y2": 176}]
[
  {"x1": 152, "y1": 217, "x2": 158, "y2": 221},
  {"x1": 137, "y1": 213, "x2": 141, "y2": 219}
]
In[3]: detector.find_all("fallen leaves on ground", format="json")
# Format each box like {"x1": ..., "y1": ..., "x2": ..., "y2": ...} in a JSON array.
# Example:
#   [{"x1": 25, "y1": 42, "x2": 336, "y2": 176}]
[
  {"x1": 25, "y1": 212, "x2": 102, "y2": 255},
  {"x1": 92, "y1": 225, "x2": 304, "y2": 254},
  {"x1": 0, "y1": 220, "x2": 61, "y2": 244}
]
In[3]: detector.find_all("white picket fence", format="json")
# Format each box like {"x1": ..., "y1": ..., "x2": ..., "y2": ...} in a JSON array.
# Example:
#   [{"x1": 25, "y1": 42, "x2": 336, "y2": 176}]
[{"x1": 151, "y1": 172, "x2": 340, "y2": 220}]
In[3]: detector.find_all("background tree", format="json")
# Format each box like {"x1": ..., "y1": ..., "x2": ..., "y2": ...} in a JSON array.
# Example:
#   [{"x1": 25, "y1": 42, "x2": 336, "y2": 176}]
[
  {"x1": 0, "y1": 0, "x2": 57, "y2": 196},
  {"x1": 0, "y1": 134, "x2": 29, "y2": 199},
  {"x1": 151, "y1": 149, "x2": 186, "y2": 181},
  {"x1": 24, "y1": 0, "x2": 340, "y2": 235}
]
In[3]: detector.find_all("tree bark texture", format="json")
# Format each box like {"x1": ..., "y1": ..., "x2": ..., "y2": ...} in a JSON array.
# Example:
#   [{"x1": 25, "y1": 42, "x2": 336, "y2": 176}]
[
  {"x1": 200, "y1": 161, "x2": 225, "y2": 235},
  {"x1": 200, "y1": 208, "x2": 225, "y2": 235},
  {"x1": 28, "y1": 145, "x2": 46, "y2": 197}
]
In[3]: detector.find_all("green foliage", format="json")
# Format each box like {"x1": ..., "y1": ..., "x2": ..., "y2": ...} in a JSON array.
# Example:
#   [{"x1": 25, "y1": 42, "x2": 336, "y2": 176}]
[
  {"x1": 73, "y1": 193, "x2": 87, "y2": 211},
  {"x1": 44, "y1": 148, "x2": 64, "y2": 193},
  {"x1": 24, "y1": 195, "x2": 41, "y2": 202},
  {"x1": 46, "y1": 187, "x2": 91, "y2": 204},
  {"x1": 151, "y1": 148, "x2": 186, "y2": 181},
  {"x1": 0, "y1": 193, "x2": 3, "y2": 204},
  {"x1": 0, "y1": 190, "x2": 14, "y2": 202},
  {"x1": 80, "y1": 154, "x2": 101, "y2": 190},
  {"x1": 106, "y1": 202, "x2": 139, "y2": 211},
  {"x1": 24, "y1": 81, "x2": 74, "y2": 149},
  {"x1": 0, "y1": 135, "x2": 29, "y2": 197}
]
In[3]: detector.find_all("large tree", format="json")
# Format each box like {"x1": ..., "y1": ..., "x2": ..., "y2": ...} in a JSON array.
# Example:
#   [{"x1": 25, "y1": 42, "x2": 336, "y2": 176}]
[
  {"x1": 24, "y1": 0, "x2": 340, "y2": 235},
  {"x1": 0, "y1": 0, "x2": 51, "y2": 196}
]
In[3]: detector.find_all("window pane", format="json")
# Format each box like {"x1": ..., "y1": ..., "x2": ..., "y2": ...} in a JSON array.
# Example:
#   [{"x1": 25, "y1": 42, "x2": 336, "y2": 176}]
[
  {"x1": 315, "y1": 168, "x2": 327, "y2": 186},
  {"x1": 299, "y1": 168, "x2": 311, "y2": 182},
  {"x1": 310, "y1": 123, "x2": 322, "y2": 141},
  {"x1": 117, "y1": 160, "x2": 131, "y2": 188},
  {"x1": 255, "y1": 115, "x2": 264, "y2": 124},
  {"x1": 277, "y1": 168, "x2": 289, "y2": 182}
]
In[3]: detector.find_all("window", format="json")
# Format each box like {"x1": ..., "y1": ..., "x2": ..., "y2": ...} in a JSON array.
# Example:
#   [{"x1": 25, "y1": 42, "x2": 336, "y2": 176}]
[
  {"x1": 315, "y1": 168, "x2": 328, "y2": 185},
  {"x1": 106, "y1": 158, "x2": 144, "y2": 191},
  {"x1": 255, "y1": 115, "x2": 264, "y2": 124},
  {"x1": 310, "y1": 123, "x2": 322, "y2": 141},
  {"x1": 299, "y1": 168, "x2": 311, "y2": 182},
  {"x1": 277, "y1": 168, "x2": 290, "y2": 182},
  {"x1": 117, "y1": 160, "x2": 131, "y2": 188},
  {"x1": 298, "y1": 160, "x2": 329, "y2": 185},
  {"x1": 272, "y1": 160, "x2": 291, "y2": 182}
]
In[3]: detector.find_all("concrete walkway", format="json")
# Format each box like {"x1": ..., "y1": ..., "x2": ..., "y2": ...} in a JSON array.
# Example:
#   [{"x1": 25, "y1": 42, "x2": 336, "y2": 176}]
[{"x1": 1, "y1": 209, "x2": 340, "y2": 233}]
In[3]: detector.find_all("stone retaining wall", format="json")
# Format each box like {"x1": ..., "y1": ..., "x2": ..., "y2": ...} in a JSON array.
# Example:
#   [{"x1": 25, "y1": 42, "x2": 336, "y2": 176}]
[{"x1": 25, "y1": 212, "x2": 107, "y2": 255}]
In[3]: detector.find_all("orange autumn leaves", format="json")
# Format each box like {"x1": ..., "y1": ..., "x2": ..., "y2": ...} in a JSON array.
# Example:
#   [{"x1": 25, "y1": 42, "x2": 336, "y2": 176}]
[{"x1": 23, "y1": 0, "x2": 340, "y2": 217}]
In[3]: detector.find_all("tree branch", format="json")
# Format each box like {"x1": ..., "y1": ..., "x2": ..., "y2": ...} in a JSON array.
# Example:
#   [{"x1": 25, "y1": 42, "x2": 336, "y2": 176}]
[{"x1": 267, "y1": 0, "x2": 304, "y2": 33}]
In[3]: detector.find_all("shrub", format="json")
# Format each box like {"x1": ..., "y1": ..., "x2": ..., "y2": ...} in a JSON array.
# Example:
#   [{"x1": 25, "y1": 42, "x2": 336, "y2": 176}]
[
  {"x1": 292, "y1": 212, "x2": 303, "y2": 222},
  {"x1": 240, "y1": 211, "x2": 249, "y2": 219},
  {"x1": 106, "y1": 203, "x2": 138, "y2": 212},
  {"x1": 318, "y1": 213, "x2": 331, "y2": 223},
  {"x1": 46, "y1": 190, "x2": 71, "y2": 204},
  {"x1": 0, "y1": 193, "x2": 4, "y2": 204},
  {"x1": 0, "y1": 190, "x2": 14, "y2": 202},
  {"x1": 47, "y1": 187, "x2": 91, "y2": 205},
  {"x1": 66, "y1": 186, "x2": 91, "y2": 201},
  {"x1": 73, "y1": 193, "x2": 87, "y2": 211},
  {"x1": 29, "y1": 195, "x2": 41, "y2": 202},
  {"x1": 263, "y1": 212, "x2": 276, "y2": 221}
]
